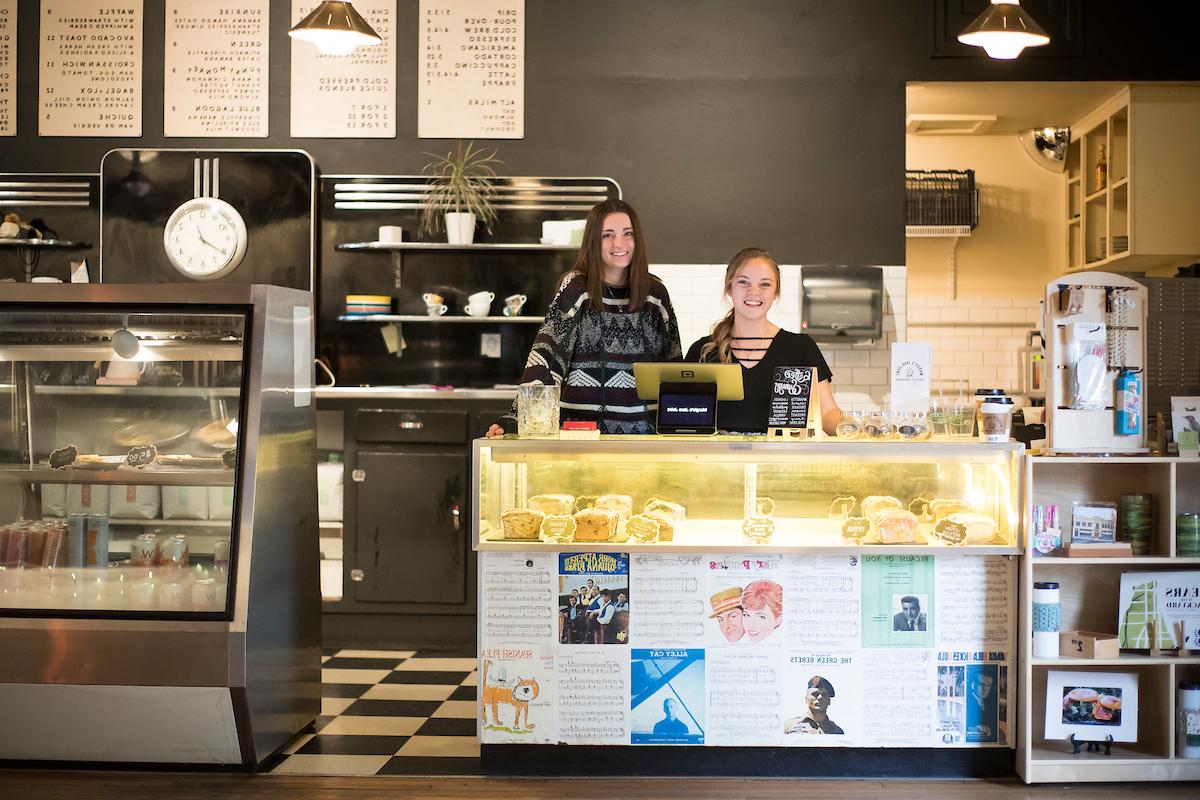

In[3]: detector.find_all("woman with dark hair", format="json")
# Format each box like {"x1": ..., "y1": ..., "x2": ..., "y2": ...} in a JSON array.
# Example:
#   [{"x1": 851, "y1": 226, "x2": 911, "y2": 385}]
[
  {"x1": 685, "y1": 247, "x2": 842, "y2": 434},
  {"x1": 487, "y1": 199, "x2": 681, "y2": 436}
]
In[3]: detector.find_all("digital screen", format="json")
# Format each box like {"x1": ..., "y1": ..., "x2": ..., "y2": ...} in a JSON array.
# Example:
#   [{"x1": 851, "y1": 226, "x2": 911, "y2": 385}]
[{"x1": 657, "y1": 392, "x2": 716, "y2": 428}]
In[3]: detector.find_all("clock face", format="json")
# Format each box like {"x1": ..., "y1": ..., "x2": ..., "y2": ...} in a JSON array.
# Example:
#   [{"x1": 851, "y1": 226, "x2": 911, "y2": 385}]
[{"x1": 163, "y1": 197, "x2": 248, "y2": 280}]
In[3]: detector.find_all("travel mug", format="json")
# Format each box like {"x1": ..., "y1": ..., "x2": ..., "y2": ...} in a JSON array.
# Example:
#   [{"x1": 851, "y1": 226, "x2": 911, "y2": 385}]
[{"x1": 1033, "y1": 581, "x2": 1061, "y2": 659}]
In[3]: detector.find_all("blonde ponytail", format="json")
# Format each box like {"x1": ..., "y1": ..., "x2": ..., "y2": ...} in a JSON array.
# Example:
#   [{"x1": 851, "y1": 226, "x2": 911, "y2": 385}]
[{"x1": 701, "y1": 309, "x2": 736, "y2": 363}]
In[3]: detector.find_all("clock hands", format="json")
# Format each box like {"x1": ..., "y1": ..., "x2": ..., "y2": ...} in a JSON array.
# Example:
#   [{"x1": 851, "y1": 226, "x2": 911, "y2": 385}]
[{"x1": 194, "y1": 223, "x2": 227, "y2": 255}]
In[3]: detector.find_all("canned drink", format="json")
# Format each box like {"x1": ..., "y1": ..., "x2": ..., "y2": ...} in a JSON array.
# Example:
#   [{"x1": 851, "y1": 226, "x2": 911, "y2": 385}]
[
  {"x1": 129, "y1": 533, "x2": 158, "y2": 567},
  {"x1": 85, "y1": 514, "x2": 110, "y2": 568},
  {"x1": 42, "y1": 523, "x2": 66, "y2": 568},
  {"x1": 158, "y1": 534, "x2": 190, "y2": 570},
  {"x1": 67, "y1": 514, "x2": 87, "y2": 567}
]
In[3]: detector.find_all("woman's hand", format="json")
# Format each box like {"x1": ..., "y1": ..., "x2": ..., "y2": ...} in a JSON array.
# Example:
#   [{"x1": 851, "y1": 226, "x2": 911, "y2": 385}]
[{"x1": 486, "y1": 423, "x2": 506, "y2": 438}]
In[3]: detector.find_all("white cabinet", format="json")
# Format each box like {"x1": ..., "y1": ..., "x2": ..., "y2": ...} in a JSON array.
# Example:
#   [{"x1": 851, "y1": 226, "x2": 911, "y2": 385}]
[{"x1": 1065, "y1": 86, "x2": 1200, "y2": 274}]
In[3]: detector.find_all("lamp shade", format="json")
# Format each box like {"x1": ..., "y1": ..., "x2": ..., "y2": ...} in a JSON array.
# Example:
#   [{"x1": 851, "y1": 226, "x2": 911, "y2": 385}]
[
  {"x1": 958, "y1": 0, "x2": 1050, "y2": 60},
  {"x1": 289, "y1": 1, "x2": 382, "y2": 56},
  {"x1": 1019, "y1": 127, "x2": 1071, "y2": 173}
]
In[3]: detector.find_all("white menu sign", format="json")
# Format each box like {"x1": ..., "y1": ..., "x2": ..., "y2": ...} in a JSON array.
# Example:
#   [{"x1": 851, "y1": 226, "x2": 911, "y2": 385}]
[
  {"x1": 891, "y1": 342, "x2": 932, "y2": 412},
  {"x1": 289, "y1": 0, "x2": 395, "y2": 139},
  {"x1": 418, "y1": 0, "x2": 523, "y2": 139},
  {"x1": 39, "y1": 0, "x2": 143, "y2": 137},
  {"x1": 164, "y1": 0, "x2": 269, "y2": 138},
  {"x1": 0, "y1": 0, "x2": 14, "y2": 136}
]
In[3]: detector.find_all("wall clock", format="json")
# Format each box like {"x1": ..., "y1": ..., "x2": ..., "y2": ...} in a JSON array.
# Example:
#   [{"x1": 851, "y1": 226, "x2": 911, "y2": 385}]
[{"x1": 163, "y1": 158, "x2": 248, "y2": 280}]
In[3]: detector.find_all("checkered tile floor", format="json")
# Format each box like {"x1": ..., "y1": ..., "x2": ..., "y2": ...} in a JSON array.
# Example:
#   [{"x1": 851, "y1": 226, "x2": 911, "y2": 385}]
[{"x1": 271, "y1": 649, "x2": 481, "y2": 776}]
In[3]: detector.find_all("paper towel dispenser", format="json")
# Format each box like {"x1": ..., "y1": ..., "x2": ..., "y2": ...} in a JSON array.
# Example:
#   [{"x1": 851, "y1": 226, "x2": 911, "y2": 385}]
[{"x1": 800, "y1": 265, "x2": 884, "y2": 342}]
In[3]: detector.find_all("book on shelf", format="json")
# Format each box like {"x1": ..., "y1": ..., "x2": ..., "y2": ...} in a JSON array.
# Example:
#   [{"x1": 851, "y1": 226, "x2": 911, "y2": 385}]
[{"x1": 1065, "y1": 542, "x2": 1133, "y2": 558}]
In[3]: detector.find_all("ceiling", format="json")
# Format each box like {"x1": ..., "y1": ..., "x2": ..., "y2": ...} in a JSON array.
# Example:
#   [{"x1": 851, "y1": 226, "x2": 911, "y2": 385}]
[{"x1": 906, "y1": 82, "x2": 1126, "y2": 135}]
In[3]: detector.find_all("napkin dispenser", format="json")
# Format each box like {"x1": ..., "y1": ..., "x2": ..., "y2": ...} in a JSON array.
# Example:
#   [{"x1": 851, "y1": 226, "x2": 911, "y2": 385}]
[{"x1": 800, "y1": 265, "x2": 883, "y2": 343}]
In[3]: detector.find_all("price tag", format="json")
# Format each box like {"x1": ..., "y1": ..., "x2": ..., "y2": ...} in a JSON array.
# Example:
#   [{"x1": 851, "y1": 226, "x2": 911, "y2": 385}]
[
  {"x1": 842, "y1": 516, "x2": 871, "y2": 541},
  {"x1": 625, "y1": 514, "x2": 661, "y2": 544},
  {"x1": 933, "y1": 519, "x2": 967, "y2": 545},
  {"x1": 540, "y1": 514, "x2": 576, "y2": 543},
  {"x1": 49, "y1": 445, "x2": 79, "y2": 470},
  {"x1": 742, "y1": 515, "x2": 775, "y2": 543},
  {"x1": 126, "y1": 445, "x2": 158, "y2": 469}
]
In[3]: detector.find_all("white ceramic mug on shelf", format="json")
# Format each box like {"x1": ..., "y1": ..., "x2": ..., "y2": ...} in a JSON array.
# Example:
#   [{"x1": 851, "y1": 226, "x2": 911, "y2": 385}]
[
  {"x1": 468, "y1": 291, "x2": 495, "y2": 306},
  {"x1": 425, "y1": 303, "x2": 448, "y2": 317},
  {"x1": 378, "y1": 225, "x2": 404, "y2": 244},
  {"x1": 503, "y1": 293, "x2": 528, "y2": 317}
]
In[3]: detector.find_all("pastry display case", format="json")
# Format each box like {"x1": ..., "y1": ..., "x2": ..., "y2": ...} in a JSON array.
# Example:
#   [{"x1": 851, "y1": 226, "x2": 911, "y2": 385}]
[
  {"x1": 0, "y1": 284, "x2": 319, "y2": 766},
  {"x1": 473, "y1": 438, "x2": 1024, "y2": 554}
]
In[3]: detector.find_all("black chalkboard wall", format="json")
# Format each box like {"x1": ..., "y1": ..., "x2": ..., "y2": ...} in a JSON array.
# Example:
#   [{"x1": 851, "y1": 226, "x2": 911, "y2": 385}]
[{"x1": 3, "y1": 1, "x2": 1198, "y2": 264}]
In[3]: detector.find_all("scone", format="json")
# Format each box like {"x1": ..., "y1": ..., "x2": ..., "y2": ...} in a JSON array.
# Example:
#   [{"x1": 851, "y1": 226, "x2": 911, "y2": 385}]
[
  {"x1": 595, "y1": 494, "x2": 633, "y2": 520},
  {"x1": 874, "y1": 507, "x2": 921, "y2": 544},
  {"x1": 861, "y1": 495, "x2": 903, "y2": 520},
  {"x1": 573, "y1": 507, "x2": 619, "y2": 541},
  {"x1": 528, "y1": 493, "x2": 574, "y2": 516},
  {"x1": 945, "y1": 511, "x2": 1000, "y2": 545},
  {"x1": 501, "y1": 508, "x2": 544, "y2": 540},
  {"x1": 930, "y1": 498, "x2": 972, "y2": 522}
]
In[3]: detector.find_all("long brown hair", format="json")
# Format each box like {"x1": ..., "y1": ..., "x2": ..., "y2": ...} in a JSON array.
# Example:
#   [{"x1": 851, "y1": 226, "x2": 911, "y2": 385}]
[
  {"x1": 700, "y1": 247, "x2": 781, "y2": 363},
  {"x1": 571, "y1": 199, "x2": 652, "y2": 312}
]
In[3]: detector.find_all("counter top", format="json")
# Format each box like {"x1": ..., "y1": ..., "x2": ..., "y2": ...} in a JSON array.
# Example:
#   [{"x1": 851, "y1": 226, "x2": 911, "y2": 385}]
[{"x1": 316, "y1": 386, "x2": 516, "y2": 400}]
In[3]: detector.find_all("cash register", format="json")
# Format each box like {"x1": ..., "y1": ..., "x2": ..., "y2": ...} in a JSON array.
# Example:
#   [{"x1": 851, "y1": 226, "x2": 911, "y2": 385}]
[{"x1": 632, "y1": 363, "x2": 744, "y2": 435}]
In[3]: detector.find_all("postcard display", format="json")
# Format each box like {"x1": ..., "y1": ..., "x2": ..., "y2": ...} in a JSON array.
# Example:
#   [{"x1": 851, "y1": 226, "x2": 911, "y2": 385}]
[{"x1": 474, "y1": 439, "x2": 1022, "y2": 755}]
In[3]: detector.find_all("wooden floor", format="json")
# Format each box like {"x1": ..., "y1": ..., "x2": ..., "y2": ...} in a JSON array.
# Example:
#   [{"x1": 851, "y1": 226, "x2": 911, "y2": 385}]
[{"x1": 1, "y1": 772, "x2": 1198, "y2": 799}]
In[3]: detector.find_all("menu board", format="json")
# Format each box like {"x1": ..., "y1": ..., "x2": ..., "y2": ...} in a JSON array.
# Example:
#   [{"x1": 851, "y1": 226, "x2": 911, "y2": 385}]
[
  {"x1": 0, "y1": 0, "x2": 13, "y2": 136},
  {"x1": 289, "y1": 0, "x2": 395, "y2": 139},
  {"x1": 479, "y1": 551, "x2": 1016, "y2": 748},
  {"x1": 418, "y1": 0, "x2": 523, "y2": 139},
  {"x1": 768, "y1": 366, "x2": 815, "y2": 429},
  {"x1": 164, "y1": 0, "x2": 269, "y2": 138},
  {"x1": 39, "y1": 0, "x2": 143, "y2": 137}
]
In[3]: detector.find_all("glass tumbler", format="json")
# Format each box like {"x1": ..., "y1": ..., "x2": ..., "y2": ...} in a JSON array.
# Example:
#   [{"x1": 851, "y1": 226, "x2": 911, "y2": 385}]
[
  {"x1": 948, "y1": 401, "x2": 975, "y2": 438},
  {"x1": 928, "y1": 398, "x2": 950, "y2": 437},
  {"x1": 517, "y1": 382, "x2": 561, "y2": 437}
]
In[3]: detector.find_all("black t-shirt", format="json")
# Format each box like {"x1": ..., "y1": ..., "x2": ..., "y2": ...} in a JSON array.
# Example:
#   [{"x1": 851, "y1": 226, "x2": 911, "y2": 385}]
[{"x1": 684, "y1": 330, "x2": 833, "y2": 433}]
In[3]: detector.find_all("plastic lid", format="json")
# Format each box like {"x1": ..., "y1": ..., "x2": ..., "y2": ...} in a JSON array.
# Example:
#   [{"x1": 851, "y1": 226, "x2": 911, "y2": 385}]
[
  {"x1": 975, "y1": 388, "x2": 1005, "y2": 396},
  {"x1": 1034, "y1": 582, "x2": 1059, "y2": 589}
]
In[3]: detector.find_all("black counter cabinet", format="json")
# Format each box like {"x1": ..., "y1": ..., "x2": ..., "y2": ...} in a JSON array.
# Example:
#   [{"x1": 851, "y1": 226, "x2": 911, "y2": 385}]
[{"x1": 316, "y1": 391, "x2": 512, "y2": 650}]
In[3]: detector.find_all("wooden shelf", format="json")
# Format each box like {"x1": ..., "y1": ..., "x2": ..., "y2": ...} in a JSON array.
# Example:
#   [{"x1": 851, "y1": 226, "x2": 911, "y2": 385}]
[
  {"x1": 1032, "y1": 556, "x2": 1200, "y2": 566},
  {"x1": 1033, "y1": 654, "x2": 1200, "y2": 666},
  {"x1": 0, "y1": 468, "x2": 234, "y2": 486},
  {"x1": 1085, "y1": 187, "x2": 1108, "y2": 203},
  {"x1": 336, "y1": 241, "x2": 576, "y2": 253}
]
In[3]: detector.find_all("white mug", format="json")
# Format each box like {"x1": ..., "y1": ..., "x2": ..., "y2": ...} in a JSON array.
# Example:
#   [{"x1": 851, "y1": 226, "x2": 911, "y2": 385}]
[
  {"x1": 379, "y1": 225, "x2": 404, "y2": 244},
  {"x1": 465, "y1": 302, "x2": 491, "y2": 317},
  {"x1": 105, "y1": 360, "x2": 146, "y2": 382},
  {"x1": 426, "y1": 303, "x2": 448, "y2": 317},
  {"x1": 468, "y1": 291, "x2": 495, "y2": 306},
  {"x1": 422, "y1": 292, "x2": 444, "y2": 305}
]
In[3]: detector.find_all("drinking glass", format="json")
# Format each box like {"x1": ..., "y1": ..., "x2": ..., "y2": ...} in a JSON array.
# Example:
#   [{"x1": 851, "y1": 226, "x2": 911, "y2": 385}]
[
  {"x1": 948, "y1": 401, "x2": 974, "y2": 438},
  {"x1": 928, "y1": 398, "x2": 950, "y2": 437},
  {"x1": 517, "y1": 382, "x2": 560, "y2": 437}
]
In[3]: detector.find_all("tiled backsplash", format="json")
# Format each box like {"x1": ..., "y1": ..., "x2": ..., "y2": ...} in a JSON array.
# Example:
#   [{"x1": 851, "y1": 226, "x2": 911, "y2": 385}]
[
  {"x1": 906, "y1": 294, "x2": 1042, "y2": 395},
  {"x1": 653, "y1": 264, "x2": 907, "y2": 410}
]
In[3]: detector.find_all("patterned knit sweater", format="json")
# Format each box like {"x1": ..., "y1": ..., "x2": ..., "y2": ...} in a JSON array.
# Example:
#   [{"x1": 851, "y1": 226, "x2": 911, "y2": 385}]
[{"x1": 501, "y1": 272, "x2": 682, "y2": 434}]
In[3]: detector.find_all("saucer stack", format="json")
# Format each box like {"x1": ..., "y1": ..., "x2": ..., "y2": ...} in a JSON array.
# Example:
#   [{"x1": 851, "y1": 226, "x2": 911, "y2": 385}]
[{"x1": 344, "y1": 295, "x2": 392, "y2": 316}]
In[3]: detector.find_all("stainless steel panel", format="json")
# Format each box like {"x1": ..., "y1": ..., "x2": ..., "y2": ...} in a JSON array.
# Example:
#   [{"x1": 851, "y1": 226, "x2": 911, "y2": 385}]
[{"x1": 800, "y1": 265, "x2": 884, "y2": 342}]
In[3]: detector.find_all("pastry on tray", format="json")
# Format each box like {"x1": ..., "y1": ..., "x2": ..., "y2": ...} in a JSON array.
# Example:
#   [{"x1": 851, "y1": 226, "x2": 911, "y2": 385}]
[
  {"x1": 643, "y1": 498, "x2": 686, "y2": 521},
  {"x1": 501, "y1": 508, "x2": 544, "y2": 540},
  {"x1": 861, "y1": 495, "x2": 903, "y2": 520},
  {"x1": 873, "y1": 507, "x2": 921, "y2": 544},
  {"x1": 196, "y1": 420, "x2": 237, "y2": 450},
  {"x1": 528, "y1": 493, "x2": 575, "y2": 516},
  {"x1": 944, "y1": 511, "x2": 1000, "y2": 545},
  {"x1": 595, "y1": 494, "x2": 633, "y2": 520},
  {"x1": 930, "y1": 498, "x2": 972, "y2": 522},
  {"x1": 573, "y1": 507, "x2": 619, "y2": 541}
]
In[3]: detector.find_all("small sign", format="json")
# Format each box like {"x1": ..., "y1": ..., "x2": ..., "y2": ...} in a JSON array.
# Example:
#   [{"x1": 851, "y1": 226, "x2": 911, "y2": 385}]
[
  {"x1": 0, "y1": 0, "x2": 15, "y2": 136},
  {"x1": 933, "y1": 519, "x2": 967, "y2": 546},
  {"x1": 126, "y1": 445, "x2": 158, "y2": 469},
  {"x1": 767, "y1": 366, "x2": 814, "y2": 430},
  {"x1": 741, "y1": 515, "x2": 775, "y2": 543},
  {"x1": 625, "y1": 514, "x2": 661, "y2": 544},
  {"x1": 890, "y1": 342, "x2": 932, "y2": 412},
  {"x1": 540, "y1": 514, "x2": 576, "y2": 543},
  {"x1": 842, "y1": 517, "x2": 871, "y2": 541}
]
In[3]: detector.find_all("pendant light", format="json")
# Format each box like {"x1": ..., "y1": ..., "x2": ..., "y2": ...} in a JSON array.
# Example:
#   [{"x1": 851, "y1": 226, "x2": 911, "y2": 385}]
[
  {"x1": 957, "y1": 0, "x2": 1050, "y2": 60},
  {"x1": 289, "y1": 1, "x2": 382, "y2": 56}
]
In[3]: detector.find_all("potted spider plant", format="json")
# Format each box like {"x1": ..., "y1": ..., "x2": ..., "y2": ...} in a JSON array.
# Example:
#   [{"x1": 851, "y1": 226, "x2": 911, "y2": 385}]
[{"x1": 419, "y1": 140, "x2": 502, "y2": 244}]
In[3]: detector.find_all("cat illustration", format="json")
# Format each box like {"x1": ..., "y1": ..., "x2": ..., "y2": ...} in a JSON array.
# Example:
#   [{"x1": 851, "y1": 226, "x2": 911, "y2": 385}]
[{"x1": 481, "y1": 658, "x2": 540, "y2": 731}]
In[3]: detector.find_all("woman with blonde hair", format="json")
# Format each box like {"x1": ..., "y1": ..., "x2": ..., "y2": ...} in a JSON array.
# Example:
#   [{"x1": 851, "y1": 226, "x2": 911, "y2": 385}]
[
  {"x1": 488, "y1": 199, "x2": 681, "y2": 436},
  {"x1": 685, "y1": 247, "x2": 842, "y2": 434}
]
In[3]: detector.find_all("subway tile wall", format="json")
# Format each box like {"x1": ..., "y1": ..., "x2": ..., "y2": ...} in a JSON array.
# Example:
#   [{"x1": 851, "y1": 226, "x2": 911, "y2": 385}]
[
  {"x1": 652, "y1": 264, "x2": 908, "y2": 410},
  {"x1": 906, "y1": 295, "x2": 1042, "y2": 396}
]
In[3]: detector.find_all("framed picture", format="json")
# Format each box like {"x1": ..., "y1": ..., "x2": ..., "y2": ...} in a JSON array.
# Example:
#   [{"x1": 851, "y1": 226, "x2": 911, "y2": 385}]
[
  {"x1": 1172, "y1": 396, "x2": 1200, "y2": 457},
  {"x1": 1044, "y1": 670, "x2": 1138, "y2": 743}
]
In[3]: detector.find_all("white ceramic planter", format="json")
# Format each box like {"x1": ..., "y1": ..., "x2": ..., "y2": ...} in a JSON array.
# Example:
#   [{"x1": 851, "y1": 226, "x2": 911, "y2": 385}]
[{"x1": 445, "y1": 212, "x2": 476, "y2": 245}]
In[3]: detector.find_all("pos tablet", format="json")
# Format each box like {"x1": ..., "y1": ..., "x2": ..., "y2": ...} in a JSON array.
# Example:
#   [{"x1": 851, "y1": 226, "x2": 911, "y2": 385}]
[
  {"x1": 633, "y1": 363, "x2": 744, "y2": 435},
  {"x1": 632, "y1": 362, "x2": 744, "y2": 402}
]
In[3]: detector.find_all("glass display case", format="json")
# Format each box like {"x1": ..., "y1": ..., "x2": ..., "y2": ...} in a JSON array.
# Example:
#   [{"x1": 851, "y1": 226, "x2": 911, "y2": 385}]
[
  {"x1": 474, "y1": 438, "x2": 1023, "y2": 553},
  {"x1": 0, "y1": 284, "x2": 318, "y2": 766}
]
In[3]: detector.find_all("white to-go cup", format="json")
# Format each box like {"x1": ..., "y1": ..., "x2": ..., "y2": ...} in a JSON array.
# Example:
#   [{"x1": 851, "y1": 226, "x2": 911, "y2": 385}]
[
  {"x1": 379, "y1": 225, "x2": 404, "y2": 244},
  {"x1": 980, "y1": 398, "x2": 1014, "y2": 442}
]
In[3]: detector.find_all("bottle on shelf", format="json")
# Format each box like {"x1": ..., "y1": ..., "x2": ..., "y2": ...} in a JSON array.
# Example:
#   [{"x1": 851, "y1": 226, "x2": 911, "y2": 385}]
[{"x1": 1095, "y1": 144, "x2": 1108, "y2": 193}]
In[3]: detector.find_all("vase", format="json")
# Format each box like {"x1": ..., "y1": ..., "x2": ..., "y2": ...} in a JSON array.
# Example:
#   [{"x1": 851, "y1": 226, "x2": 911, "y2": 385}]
[{"x1": 444, "y1": 212, "x2": 476, "y2": 245}]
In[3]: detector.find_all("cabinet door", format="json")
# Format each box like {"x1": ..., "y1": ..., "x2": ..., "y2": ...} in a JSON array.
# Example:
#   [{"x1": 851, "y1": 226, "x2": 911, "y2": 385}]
[{"x1": 353, "y1": 450, "x2": 467, "y2": 604}]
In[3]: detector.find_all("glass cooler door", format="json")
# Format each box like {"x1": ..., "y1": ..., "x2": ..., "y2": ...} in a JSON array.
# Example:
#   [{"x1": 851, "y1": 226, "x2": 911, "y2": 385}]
[{"x1": 0, "y1": 305, "x2": 248, "y2": 616}]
